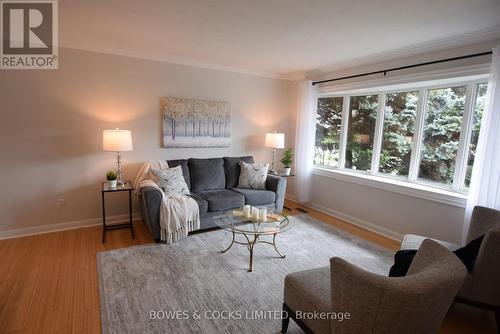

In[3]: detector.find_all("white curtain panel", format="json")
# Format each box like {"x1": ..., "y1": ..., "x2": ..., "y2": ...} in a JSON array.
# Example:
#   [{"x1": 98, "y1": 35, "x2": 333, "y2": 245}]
[
  {"x1": 294, "y1": 80, "x2": 318, "y2": 202},
  {"x1": 463, "y1": 45, "x2": 500, "y2": 244}
]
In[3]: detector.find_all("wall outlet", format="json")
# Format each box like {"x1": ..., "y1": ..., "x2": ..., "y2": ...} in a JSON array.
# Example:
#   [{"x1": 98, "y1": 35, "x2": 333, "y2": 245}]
[{"x1": 58, "y1": 198, "x2": 65, "y2": 209}]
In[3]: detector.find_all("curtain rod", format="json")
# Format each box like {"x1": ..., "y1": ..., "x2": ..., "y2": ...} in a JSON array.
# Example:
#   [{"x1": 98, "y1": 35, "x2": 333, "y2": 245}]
[{"x1": 311, "y1": 51, "x2": 492, "y2": 86}]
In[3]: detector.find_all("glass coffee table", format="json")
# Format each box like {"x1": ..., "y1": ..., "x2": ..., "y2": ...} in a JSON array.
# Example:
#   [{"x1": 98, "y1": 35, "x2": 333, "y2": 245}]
[{"x1": 213, "y1": 207, "x2": 293, "y2": 272}]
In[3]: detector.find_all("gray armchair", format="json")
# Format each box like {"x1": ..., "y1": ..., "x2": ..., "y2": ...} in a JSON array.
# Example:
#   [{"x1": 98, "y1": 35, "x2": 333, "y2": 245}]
[
  {"x1": 282, "y1": 239, "x2": 467, "y2": 334},
  {"x1": 401, "y1": 206, "x2": 500, "y2": 330}
]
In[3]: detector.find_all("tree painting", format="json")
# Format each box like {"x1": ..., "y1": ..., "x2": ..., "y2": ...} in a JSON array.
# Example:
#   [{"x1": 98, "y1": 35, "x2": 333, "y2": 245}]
[{"x1": 161, "y1": 97, "x2": 231, "y2": 148}]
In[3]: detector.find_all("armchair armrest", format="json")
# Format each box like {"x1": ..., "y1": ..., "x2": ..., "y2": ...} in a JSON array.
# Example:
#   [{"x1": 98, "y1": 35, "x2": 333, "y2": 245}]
[
  {"x1": 266, "y1": 174, "x2": 287, "y2": 212},
  {"x1": 140, "y1": 186, "x2": 163, "y2": 241}
]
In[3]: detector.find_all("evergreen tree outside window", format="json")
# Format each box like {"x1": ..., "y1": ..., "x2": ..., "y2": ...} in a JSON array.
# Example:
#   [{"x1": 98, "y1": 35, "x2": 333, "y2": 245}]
[
  {"x1": 379, "y1": 91, "x2": 418, "y2": 176},
  {"x1": 314, "y1": 97, "x2": 343, "y2": 167},
  {"x1": 464, "y1": 83, "x2": 488, "y2": 188},
  {"x1": 312, "y1": 77, "x2": 488, "y2": 193},
  {"x1": 418, "y1": 86, "x2": 466, "y2": 185},
  {"x1": 345, "y1": 95, "x2": 378, "y2": 171}
]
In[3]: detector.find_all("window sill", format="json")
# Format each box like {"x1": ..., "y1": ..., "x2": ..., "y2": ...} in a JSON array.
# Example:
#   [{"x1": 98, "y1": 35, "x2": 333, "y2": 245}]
[{"x1": 312, "y1": 167, "x2": 468, "y2": 208}]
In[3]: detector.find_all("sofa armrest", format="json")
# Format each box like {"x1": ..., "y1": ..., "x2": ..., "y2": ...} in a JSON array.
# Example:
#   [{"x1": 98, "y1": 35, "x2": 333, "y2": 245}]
[
  {"x1": 266, "y1": 174, "x2": 287, "y2": 213},
  {"x1": 140, "y1": 186, "x2": 163, "y2": 241}
]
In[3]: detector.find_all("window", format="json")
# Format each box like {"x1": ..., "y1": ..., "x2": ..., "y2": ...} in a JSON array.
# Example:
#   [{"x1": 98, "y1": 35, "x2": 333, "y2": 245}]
[
  {"x1": 313, "y1": 77, "x2": 488, "y2": 193},
  {"x1": 380, "y1": 91, "x2": 418, "y2": 176},
  {"x1": 464, "y1": 83, "x2": 487, "y2": 187},
  {"x1": 345, "y1": 95, "x2": 378, "y2": 171},
  {"x1": 314, "y1": 97, "x2": 343, "y2": 167},
  {"x1": 418, "y1": 86, "x2": 466, "y2": 184}
]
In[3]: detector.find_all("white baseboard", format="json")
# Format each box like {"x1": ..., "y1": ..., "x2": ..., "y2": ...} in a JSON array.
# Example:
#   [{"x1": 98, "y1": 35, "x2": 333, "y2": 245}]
[
  {"x1": 285, "y1": 195, "x2": 402, "y2": 242},
  {"x1": 0, "y1": 213, "x2": 142, "y2": 240}
]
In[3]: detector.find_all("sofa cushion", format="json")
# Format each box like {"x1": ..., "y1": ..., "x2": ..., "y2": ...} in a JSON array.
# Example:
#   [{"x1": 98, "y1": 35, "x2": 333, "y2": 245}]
[
  {"x1": 166, "y1": 159, "x2": 190, "y2": 189},
  {"x1": 188, "y1": 193, "x2": 208, "y2": 215},
  {"x1": 238, "y1": 162, "x2": 269, "y2": 189},
  {"x1": 223, "y1": 156, "x2": 254, "y2": 188},
  {"x1": 151, "y1": 166, "x2": 190, "y2": 196},
  {"x1": 196, "y1": 189, "x2": 245, "y2": 212},
  {"x1": 188, "y1": 158, "x2": 225, "y2": 192},
  {"x1": 231, "y1": 188, "x2": 275, "y2": 206}
]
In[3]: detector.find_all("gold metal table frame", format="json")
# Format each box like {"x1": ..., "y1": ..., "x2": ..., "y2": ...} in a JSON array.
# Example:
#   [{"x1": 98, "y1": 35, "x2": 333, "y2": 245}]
[{"x1": 215, "y1": 210, "x2": 291, "y2": 272}]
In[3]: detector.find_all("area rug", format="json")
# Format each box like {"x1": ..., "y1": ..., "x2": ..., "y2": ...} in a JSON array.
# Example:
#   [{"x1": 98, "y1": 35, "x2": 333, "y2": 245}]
[{"x1": 97, "y1": 214, "x2": 393, "y2": 334}]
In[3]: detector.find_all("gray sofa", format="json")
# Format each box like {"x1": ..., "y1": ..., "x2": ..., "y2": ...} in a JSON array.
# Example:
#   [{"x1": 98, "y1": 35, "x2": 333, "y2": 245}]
[{"x1": 140, "y1": 156, "x2": 287, "y2": 242}]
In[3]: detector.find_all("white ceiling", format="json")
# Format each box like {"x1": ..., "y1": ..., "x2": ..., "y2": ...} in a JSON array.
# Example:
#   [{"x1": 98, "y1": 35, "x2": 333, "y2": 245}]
[{"x1": 59, "y1": 0, "x2": 500, "y2": 79}]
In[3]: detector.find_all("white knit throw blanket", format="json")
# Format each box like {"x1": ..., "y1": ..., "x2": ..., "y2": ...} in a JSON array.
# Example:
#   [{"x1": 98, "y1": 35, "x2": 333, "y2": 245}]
[{"x1": 133, "y1": 161, "x2": 200, "y2": 243}]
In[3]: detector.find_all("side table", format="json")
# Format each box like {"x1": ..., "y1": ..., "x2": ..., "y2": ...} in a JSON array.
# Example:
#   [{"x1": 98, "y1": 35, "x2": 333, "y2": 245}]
[
  {"x1": 268, "y1": 171, "x2": 297, "y2": 211},
  {"x1": 101, "y1": 180, "x2": 134, "y2": 243},
  {"x1": 268, "y1": 171, "x2": 307, "y2": 213}
]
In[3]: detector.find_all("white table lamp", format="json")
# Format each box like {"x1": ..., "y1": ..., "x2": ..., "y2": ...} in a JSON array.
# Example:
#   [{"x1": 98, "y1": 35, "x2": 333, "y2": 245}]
[
  {"x1": 265, "y1": 132, "x2": 285, "y2": 173},
  {"x1": 103, "y1": 129, "x2": 133, "y2": 187}
]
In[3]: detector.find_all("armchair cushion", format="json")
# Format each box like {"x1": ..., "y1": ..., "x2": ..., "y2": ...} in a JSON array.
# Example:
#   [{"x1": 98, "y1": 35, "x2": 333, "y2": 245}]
[{"x1": 284, "y1": 266, "x2": 331, "y2": 334}]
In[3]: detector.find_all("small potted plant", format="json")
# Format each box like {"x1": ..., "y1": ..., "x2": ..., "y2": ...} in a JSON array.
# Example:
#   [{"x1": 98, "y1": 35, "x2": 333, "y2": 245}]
[
  {"x1": 280, "y1": 148, "x2": 293, "y2": 175},
  {"x1": 106, "y1": 170, "x2": 117, "y2": 188}
]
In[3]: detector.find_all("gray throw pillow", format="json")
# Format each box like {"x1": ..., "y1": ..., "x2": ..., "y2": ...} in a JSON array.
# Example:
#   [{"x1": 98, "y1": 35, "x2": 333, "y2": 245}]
[
  {"x1": 238, "y1": 162, "x2": 269, "y2": 190},
  {"x1": 151, "y1": 165, "x2": 190, "y2": 197}
]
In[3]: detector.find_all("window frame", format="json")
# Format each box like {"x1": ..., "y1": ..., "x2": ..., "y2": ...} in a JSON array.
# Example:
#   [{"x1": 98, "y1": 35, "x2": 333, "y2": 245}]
[{"x1": 314, "y1": 75, "x2": 488, "y2": 201}]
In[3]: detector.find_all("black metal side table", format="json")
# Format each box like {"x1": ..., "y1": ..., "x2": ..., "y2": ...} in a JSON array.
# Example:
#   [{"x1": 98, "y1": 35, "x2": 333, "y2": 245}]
[{"x1": 101, "y1": 180, "x2": 134, "y2": 243}]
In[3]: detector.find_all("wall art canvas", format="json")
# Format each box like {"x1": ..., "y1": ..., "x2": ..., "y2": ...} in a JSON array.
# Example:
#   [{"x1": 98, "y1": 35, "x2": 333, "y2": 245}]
[{"x1": 161, "y1": 97, "x2": 231, "y2": 148}]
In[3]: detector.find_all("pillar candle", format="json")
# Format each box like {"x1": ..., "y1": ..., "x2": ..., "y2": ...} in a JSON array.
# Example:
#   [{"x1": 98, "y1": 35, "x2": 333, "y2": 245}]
[{"x1": 259, "y1": 208, "x2": 267, "y2": 221}]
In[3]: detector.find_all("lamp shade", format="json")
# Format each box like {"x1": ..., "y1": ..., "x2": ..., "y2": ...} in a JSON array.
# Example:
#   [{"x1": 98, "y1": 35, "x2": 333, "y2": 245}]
[
  {"x1": 265, "y1": 132, "x2": 285, "y2": 149},
  {"x1": 103, "y1": 129, "x2": 133, "y2": 152}
]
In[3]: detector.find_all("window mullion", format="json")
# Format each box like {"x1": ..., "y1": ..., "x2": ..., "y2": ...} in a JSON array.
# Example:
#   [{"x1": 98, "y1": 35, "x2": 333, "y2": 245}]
[
  {"x1": 371, "y1": 93, "x2": 385, "y2": 173},
  {"x1": 338, "y1": 96, "x2": 350, "y2": 168},
  {"x1": 453, "y1": 83, "x2": 476, "y2": 191},
  {"x1": 408, "y1": 88, "x2": 427, "y2": 181}
]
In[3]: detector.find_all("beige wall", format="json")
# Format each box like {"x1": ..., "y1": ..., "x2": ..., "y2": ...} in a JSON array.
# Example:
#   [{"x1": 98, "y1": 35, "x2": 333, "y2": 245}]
[{"x1": 0, "y1": 47, "x2": 296, "y2": 233}]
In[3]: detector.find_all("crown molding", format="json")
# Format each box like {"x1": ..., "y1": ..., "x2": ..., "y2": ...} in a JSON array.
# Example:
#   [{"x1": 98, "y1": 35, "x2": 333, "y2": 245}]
[
  {"x1": 55, "y1": 27, "x2": 500, "y2": 82},
  {"x1": 306, "y1": 26, "x2": 500, "y2": 79}
]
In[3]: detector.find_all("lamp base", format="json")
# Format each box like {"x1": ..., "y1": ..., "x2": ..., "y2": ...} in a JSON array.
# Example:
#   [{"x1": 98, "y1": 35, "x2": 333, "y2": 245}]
[{"x1": 116, "y1": 151, "x2": 125, "y2": 187}]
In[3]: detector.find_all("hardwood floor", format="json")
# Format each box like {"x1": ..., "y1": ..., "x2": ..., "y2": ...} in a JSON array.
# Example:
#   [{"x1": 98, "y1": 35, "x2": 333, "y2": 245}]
[{"x1": 0, "y1": 199, "x2": 495, "y2": 333}]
